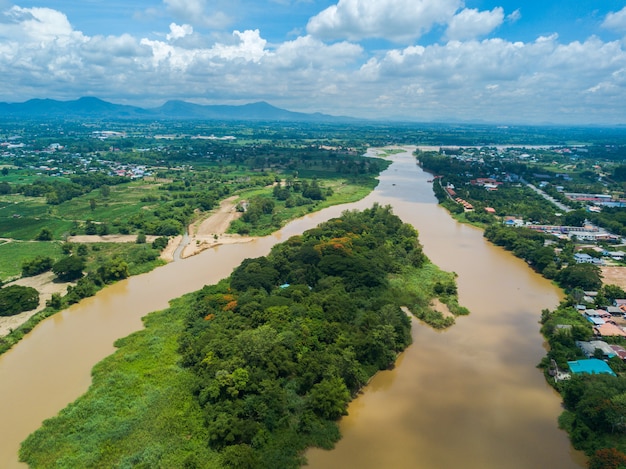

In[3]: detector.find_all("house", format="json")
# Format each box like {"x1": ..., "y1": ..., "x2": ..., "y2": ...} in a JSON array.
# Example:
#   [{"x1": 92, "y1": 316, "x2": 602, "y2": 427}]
[
  {"x1": 573, "y1": 253, "x2": 603, "y2": 265},
  {"x1": 576, "y1": 340, "x2": 616, "y2": 359},
  {"x1": 595, "y1": 323, "x2": 626, "y2": 338},
  {"x1": 606, "y1": 306, "x2": 622, "y2": 316},
  {"x1": 568, "y1": 358, "x2": 616, "y2": 377},
  {"x1": 574, "y1": 253, "x2": 594, "y2": 264},
  {"x1": 584, "y1": 309, "x2": 611, "y2": 320},
  {"x1": 610, "y1": 345, "x2": 626, "y2": 361}
]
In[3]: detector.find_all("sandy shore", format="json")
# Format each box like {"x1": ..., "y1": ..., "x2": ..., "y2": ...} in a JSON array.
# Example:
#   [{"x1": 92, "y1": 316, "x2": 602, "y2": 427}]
[
  {"x1": 0, "y1": 272, "x2": 73, "y2": 336},
  {"x1": 1, "y1": 195, "x2": 256, "y2": 337},
  {"x1": 178, "y1": 195, "x2": 255, "y2": 258}
]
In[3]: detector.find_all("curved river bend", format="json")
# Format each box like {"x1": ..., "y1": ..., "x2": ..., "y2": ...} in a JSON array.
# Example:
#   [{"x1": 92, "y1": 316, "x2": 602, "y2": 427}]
[{"x1": 0, "y1": 148, "x2": 584, "y2": 468}]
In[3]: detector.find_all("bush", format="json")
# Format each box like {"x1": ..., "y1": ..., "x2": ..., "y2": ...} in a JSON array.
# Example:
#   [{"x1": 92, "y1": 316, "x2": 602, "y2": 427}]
[
  {"x1": 52, "y1": 256, "x2": 85, "y2": 282},
  {"x1": 35, "y1": 228, "x2": 53, "y2": 241},
  {"x1": 21, "y1": 256, "x2": 54, "y2": 277},
  {"x1": 0, "y1": 285, "x2": 39, "y2": 316}
]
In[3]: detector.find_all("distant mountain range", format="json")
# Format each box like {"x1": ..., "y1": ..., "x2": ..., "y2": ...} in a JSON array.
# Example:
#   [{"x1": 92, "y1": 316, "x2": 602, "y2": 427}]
[{"x1": 0, "y1": 97, "x2": 357, "y2": 122}]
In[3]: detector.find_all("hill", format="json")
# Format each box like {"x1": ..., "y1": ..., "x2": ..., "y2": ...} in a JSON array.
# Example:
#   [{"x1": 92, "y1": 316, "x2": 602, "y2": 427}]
[{"x1": 0, "y1": 97, "x2": 356, "y2": 122}]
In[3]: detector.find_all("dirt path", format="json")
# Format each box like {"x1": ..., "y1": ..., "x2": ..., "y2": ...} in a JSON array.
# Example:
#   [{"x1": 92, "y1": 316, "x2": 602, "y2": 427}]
[{"x1": 180, "y1": 196, "x2": 253, "y2": 259}]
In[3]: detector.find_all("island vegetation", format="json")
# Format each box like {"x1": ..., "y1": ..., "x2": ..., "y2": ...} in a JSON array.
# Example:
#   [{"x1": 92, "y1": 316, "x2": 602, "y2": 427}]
[{"x1": 19, "y1": 204, "x2": 465, "y2": 468}]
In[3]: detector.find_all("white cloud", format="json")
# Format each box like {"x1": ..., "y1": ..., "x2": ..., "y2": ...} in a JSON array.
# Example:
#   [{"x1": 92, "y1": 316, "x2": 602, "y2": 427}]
[
  {"x1": 163, "y1": 0, "x2": 231, "y2": 29},
  {"x1": 306, "y1": 0, "x2": 461, "y2": 42},
  {"x1": 506, "y1": 9, "x2": 521, "y2": 24},
  {"x1": 270, "y1": 35, "x2": 362, "y2": 69},
  {"x1": 167, "y1": 23, "x2": 193, "y2": 41},
  {"x1": 445, "y1": 8, "x2": 504, "y2": 41},
  {"x1": 353, "y1": 34, "x2": 626, "y2": 122},
  {"x1": 0, "y1": 6, "x2": 84, "y2": 43},
  {"x1": 1, "y1": 5, "x2": 626, "y2": 124},
  {"x1": 602, "y1": 7, "x2": 626, "y2": 34}
]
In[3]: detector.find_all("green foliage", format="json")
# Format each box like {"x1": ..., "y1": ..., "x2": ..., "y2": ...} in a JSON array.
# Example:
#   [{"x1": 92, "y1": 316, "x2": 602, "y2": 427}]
[
  {"x1": 309, "y1": 377, "x2": 351, "y2": 420},
  {"x1": 19, "y1": 301, "x2": 220, "y2": 469},
  {"x1": 21, "y1": 256, "x2": 54, "y2": 277},
  {"x1": 18, "y1": 206, "x2": 462, "y2": 469},
  {"x1": 0, "y1": 284, "x2": 39, "y2": 316},
  {"x1": 0, "y1": 241, "x2": 61, "y2": 283},
  {"x1": 151, "y1": 236, "x2": 170, "y2": 251},
  {"x1": 559, "y1": 374, "x2": 626, "y2": 456},
  {"x1": 557, "y1": 263, "x2": 603, "y2": 291},
  {"x1": 178, "y1": 205, "x2": 462, "y2": 466},
  {"x1": 34, "y1": 227, "x2": 53, "y2": 241},
  {"x1": 52, "y1": 256, "x2": 85, "y2": 282},
  {"x1": 96, "y1": 258, "x2": 130, "y2": 283}
]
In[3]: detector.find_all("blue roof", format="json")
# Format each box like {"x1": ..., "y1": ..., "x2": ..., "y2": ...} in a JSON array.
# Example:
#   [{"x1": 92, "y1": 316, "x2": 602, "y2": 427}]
[
  {"x1": 568, "y1": 358, "x2": 616, "y2": 377},
  {"x1": 587, "y1": 317, "x2": 605, "y2": 325}
]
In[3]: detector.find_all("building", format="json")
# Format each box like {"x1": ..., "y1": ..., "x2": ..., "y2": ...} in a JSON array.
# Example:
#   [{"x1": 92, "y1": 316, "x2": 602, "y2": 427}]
[
  {"x1": 576, "y1": 340, "x2": 616, "y2": 359},
  {"x1": 568, "y1": 358, "x2": 616, "y2": 377}
]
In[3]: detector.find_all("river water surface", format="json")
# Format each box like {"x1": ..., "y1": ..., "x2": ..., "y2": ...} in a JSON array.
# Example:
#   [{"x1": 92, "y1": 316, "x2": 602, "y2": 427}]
[{"x1": 0, "y1": 147, "x2": 585, "y2": 468}]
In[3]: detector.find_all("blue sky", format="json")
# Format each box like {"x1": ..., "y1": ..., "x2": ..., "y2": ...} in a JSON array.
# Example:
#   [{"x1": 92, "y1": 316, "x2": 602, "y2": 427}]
[{"x1": 1, "y1": 0, "x2": 626, "y2": 124}]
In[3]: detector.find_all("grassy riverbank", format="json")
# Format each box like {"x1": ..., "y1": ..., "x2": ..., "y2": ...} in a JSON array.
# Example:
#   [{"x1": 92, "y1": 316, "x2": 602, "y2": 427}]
[
  {"x1": 20, "y1": 205, "x2": 467, "y2": 468},
  {"x1": 0, "y1": 163, "x2": 386, "y2": 355}
]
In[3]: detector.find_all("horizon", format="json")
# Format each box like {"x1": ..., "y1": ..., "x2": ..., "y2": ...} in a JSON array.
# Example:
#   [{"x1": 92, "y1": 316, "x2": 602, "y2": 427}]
[
  {"x1": 1, "y1": 1, "x2": 626, "y2": 126},
  {"x1": 4, "y1": 95, "x2": 626, "y2": 129}
]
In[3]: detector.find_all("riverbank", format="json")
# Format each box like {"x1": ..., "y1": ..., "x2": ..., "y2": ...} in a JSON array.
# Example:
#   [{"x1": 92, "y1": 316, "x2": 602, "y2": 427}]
[
  {"x1": 19, "y1": 205, "x2": 461, "y2": 468},
  {"x1": 0, "y1": 148, "x2": 584, "y2": 469},
  {"x1": 0, "y1": 196, "x2": 258, "y2": 338}
]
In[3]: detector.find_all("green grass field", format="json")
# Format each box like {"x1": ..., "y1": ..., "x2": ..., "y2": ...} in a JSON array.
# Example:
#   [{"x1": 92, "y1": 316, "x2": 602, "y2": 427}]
[
  {"x1": 19, "y1": 297, "x2": 220, "y2": 468},
  {"x1": 0, "y1": 241, "x2": 63, "y2": 281}
]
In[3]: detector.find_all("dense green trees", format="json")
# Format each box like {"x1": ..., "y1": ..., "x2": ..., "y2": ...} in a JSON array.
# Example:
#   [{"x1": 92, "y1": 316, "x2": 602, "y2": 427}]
[
  {"x1": 52, "y1": 256, "x2": 85, "y2": 281},
  {"x1": 21, "y1": 256, "x2": 54, "y2": 277},
  {"x1": 557, "y1": 264, "x2": 603, "y2": 291},
  {"x1": 177, "y1": 205, "x2": 440, "y2": 467},
  {"x1": 0, "y1": 285, "x2": 39, "y2": 316}
]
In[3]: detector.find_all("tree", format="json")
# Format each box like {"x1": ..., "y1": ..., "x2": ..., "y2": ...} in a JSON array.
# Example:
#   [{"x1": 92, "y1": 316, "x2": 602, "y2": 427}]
[
  {"x1": 52, "y1": 256, "x2": 85, "y2": 281},
  {"x1": 557, "y1": 264, "x2": 603, "y2": 291},
  {"x1": 136, "y1": 232, "x2": 147, "y2": 244},
  {"x1": 308, "y1": 377, "x2": 351, "y2": 420},
  {"x1": 35, "y1": 228, "x2": 53, "y2": 241},
  {"x1": 21, "y1": 256, "x2": 54, "y2": 277},
  {"x1": 97, "y1": 258, "x2": 129, "y2": 283},
  {"x1": 589, "y1": 448, "x2": 626, "y2": 469},
  {"x1": 601, "y1": 284, "x2": 626, "y2": 303},
  {"x1": 46, "y1": 293, "x2": 63, "y2": 309},
  {"x1": 0, "y1": 285, "x2": 39, "y2": 316}
]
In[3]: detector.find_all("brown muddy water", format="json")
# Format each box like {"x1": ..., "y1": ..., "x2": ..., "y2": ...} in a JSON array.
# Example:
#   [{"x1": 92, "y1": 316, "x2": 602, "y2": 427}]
[{"x1": 0, "y1": 148, "x2": 585, "y2": 468}]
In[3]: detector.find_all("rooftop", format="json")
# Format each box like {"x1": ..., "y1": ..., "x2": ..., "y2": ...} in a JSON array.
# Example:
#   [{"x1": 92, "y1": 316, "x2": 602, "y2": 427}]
[{"x1": 568, "y1": 358, "x2": 616, "y2": 377}]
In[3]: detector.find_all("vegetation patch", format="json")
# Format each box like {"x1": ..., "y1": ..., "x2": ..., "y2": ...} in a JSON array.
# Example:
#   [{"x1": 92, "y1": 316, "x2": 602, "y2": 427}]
[{"x1": 20, "y1": 205, "x2": 465, "y2": 468}]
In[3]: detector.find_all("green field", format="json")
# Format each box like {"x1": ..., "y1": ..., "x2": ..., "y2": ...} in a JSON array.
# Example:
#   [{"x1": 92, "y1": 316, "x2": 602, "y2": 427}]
[{"x1": 0, "y1": 241, "x2": 63, "y2": 281}]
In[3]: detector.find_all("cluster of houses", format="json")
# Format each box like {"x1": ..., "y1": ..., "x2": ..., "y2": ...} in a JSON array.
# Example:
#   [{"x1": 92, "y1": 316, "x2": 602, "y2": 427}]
[
  {"x1": 577, "y1": 295, "x2": 626, "y2": 338},
  {"x1": 553, "y1": 297, "x2": 626, "y2": 381}
]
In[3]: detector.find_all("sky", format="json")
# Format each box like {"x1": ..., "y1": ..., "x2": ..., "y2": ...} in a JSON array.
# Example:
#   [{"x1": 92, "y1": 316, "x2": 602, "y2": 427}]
[{"x1": 1, "y1": 1, "x2": 626, "y2": 125}]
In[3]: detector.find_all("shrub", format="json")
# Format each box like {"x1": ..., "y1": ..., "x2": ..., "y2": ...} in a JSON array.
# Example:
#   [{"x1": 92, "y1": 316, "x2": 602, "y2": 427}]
[{"x1": 0, "y1": 285, "x2": 39, "y2": 316}]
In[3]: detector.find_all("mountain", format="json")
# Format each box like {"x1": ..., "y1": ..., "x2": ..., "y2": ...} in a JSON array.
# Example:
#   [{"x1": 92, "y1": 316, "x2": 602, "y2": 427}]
[{"x1": 0, "y1": 97, "x2": 356, "y2": 122}]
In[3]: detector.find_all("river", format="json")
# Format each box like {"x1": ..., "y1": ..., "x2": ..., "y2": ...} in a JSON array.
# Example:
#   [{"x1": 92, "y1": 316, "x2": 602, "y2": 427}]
[{"x1": 0, "y1": 147, "x2": 584, "y2": 468}]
